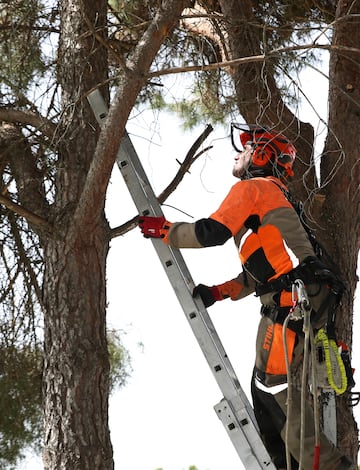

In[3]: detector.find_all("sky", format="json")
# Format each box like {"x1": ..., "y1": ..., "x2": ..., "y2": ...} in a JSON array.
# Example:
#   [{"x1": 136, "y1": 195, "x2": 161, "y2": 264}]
[{"x1": 21, "y1": 66, "x2": 360, "y2": 470}]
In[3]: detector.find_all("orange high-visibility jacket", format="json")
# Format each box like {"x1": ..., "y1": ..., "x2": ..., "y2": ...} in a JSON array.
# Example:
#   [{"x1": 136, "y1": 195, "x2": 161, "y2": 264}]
[{"x1": 167, "y1": 176, "x2": 315, "y2": 306}]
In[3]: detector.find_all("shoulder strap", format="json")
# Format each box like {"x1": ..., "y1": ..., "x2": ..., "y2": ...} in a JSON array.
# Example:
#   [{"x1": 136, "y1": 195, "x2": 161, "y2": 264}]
[
  {"x1": 268, "y1": 179, "x2": 346, "y2": 299},
  {"x1": 268, "y1": 179, "x2": 331, "y2": 262}
]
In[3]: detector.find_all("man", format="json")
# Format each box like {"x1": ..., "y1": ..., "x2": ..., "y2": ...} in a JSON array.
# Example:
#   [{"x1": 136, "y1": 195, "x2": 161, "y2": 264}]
[{"x1": 138, "y1": 126, "x2": 352, "y2": 469}]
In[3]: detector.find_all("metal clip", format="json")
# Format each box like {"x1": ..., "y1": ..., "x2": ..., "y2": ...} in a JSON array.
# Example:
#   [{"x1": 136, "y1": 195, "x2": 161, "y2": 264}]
[
  {"x1": 290, "y1": 279, "x2": 311, "y2": 321},
  {"x1": 293, "y1": 279, "x2": 310, "y2": 310}
]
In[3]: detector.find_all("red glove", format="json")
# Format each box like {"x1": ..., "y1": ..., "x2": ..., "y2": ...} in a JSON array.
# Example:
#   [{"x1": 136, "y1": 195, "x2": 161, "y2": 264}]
[{"x1": 138, "y1": 216, "x2": 172, "y2": 240}]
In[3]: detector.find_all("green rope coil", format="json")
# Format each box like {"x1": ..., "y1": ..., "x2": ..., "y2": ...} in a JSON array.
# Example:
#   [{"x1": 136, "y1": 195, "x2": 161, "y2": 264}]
[{"x1": 315, "y1": 328, "x2": 347, "y2": 395}]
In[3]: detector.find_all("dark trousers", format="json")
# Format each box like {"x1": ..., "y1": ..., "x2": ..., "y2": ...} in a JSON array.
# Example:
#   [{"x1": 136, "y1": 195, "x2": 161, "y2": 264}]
[{"x1": 251, "y1": 372, "x2": 299, "y2": 469}]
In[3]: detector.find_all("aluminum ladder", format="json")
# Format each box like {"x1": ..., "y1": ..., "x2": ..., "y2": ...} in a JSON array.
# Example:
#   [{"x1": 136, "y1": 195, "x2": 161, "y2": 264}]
[{"x1": 88, "y1": 89, "x2": 276, "y2": 470}]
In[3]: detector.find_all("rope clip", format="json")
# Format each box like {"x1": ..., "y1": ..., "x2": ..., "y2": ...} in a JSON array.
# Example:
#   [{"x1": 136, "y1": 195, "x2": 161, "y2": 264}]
[{"x1": 290, "y1": 278, "x2": 311, "y2": 321}]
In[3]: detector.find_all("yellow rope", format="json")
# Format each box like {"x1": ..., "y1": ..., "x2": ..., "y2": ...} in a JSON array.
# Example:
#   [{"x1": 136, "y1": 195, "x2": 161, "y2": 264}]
[{"x1": 315, "y1": 328, "x2": 347, "y2": 395}]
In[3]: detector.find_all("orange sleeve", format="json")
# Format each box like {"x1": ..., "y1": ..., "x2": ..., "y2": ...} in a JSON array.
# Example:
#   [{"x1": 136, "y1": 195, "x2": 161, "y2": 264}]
[{"x1": 210, "y1": 181, "x2": 257, "y2": 235}]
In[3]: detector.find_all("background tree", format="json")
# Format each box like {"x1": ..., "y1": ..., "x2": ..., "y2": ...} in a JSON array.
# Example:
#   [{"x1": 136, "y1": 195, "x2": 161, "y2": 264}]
[
  {"x1": 1, "y1": 0, "x2": 189, "y2": 468},
  {"x1": 0, "y1": 0, "x2": 358, "y2": 468}
]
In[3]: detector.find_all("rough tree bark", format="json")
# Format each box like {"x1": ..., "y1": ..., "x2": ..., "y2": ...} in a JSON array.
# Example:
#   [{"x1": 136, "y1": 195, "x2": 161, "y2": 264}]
[
  {"x1": 321, "y1": 0, "x2": 360, "y2": 463},
  {"x1": 41, "y1": 0, "x2": 190, "y2": 469},
  {"x1": 42, "y1": 1, "x2": 113, "y2": 468}
]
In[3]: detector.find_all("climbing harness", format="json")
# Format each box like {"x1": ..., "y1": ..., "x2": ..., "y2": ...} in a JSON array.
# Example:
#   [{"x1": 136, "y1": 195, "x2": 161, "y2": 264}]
[{"x1": 283, "y1": 277, "x2": 356, "y2": 470}]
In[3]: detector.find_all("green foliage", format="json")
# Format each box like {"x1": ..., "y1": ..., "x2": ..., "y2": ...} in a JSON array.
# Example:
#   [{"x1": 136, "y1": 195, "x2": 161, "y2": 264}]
[
  {"x1": 253, "y1": 0, "x2": 336, "y2": 46},
  {"x1": 0, "y1": 0, "x2": 47, "y2": 95},
  {"x1": 119, "y1": 0, "x2": 336, "y2": 129},
  {"x1": 107, "y1": 328, "x2": 132, "y2": 393},
  {"x1": 164, "y1": 70, "x2": 236, "y2": 130},
  {"x1": 0, "y1": 346, "x2": 43, "y2": 469}
]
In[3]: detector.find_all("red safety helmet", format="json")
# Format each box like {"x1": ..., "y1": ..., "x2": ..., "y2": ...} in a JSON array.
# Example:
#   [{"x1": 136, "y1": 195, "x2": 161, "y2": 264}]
[{"x1": 231, "y1": 123, "x2": 296, "y2": 178}]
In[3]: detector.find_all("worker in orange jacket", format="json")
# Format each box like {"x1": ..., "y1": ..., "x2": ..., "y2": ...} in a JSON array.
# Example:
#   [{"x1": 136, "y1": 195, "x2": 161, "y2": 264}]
[{"x1": 139, "y1": 125, "x2": 352, "y2": 470}]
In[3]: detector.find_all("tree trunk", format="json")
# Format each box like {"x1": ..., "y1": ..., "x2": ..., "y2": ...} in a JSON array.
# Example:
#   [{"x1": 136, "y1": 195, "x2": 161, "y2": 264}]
[
  {"x1": 42, "y1": 1, "x2": 113, "y2": 468},
  {"x1": 42, "y1": 224, "x2": 112, "y2": 469},
  {"x1": 41, "y1": 0, "x2": 191, "y2": 467},
  {"x1": 321, "y1": 0, "x2": 360, "y2": 463},
  {"x1": 218, "y1": 0, "x2": 316, "y2": 201}
]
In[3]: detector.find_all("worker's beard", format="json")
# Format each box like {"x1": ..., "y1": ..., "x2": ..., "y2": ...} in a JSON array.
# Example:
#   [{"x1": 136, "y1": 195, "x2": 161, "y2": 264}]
[
  {"x1": 232, "y1": 148, "x2": 253, "y2": 179},
  {"x1": 232, "y1": 164, "x2": 245, "y2": 179}
]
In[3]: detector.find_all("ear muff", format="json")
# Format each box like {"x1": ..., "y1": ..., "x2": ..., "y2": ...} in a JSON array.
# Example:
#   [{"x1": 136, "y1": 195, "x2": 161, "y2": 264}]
[{"x1": 251, "y1": 143, "x2": 276, "y2": 167}]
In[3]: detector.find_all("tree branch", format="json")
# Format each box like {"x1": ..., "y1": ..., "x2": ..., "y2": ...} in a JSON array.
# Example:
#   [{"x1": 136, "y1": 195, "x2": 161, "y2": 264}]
[
  {"x1": 147, "y1": 42, "x2": 336, "y2": 78},
  {"x1": 0, "y1": 194, "x2": 53, "y2": 233},
  {"x1": 8, "y1": 211, "x2": 44, "y2": 308},
  {"x1": 157, "y1": 123, "x2": 213, "y2": 204},
  {"x1": 82, "y1": 11, "x2": 126, "y2": 68},
  {"x1": 0, "y1": 108, "x2": 56, "y2": 138},
  {"x1": 109, "y1": 124, "x2": 213, "y2": 239},
  {"x1": 68, "y1": 0, "x2": 190, "y2": 238},
  {"x1": 181, "y1": 4, "x2": 229, "y2": 62}
]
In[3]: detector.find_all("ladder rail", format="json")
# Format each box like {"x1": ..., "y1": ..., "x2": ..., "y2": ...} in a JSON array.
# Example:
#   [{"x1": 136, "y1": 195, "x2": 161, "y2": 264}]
[
  {"x1": 88, "y1": 90, "x2": 276, "y2": 470},
  {"x1": 119, "y1": 133, "x2": 252, "y2": 404}
]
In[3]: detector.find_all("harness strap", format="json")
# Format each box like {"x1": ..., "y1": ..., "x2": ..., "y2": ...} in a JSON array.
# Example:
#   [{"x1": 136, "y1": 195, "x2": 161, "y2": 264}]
[
  {"x1": 260, "y1": 305, "x2": 290, "y2": 323},
  {"x1": 255, "y1": 256, "x2": 344, "y2": 297},
  {"x1": 261, "y1": 305, "x2": 304, "y2": 333}
]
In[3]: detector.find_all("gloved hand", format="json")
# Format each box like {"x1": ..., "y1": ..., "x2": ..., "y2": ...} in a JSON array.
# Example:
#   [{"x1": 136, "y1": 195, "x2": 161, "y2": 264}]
[
  {"x1": 193, "y1": 284, "x2": 224, "y2": 308},
  {"x1": 138, "y1": 216, "x2": 172, "y2": 239}
]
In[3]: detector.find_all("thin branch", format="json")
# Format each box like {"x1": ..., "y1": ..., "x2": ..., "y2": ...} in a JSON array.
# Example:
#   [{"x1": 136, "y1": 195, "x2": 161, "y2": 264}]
[
  {"x1": 0, "y1": 247, "x2": 21, "y2": 304},
  {"x1": 147, "y1": 53, "x2": 266, "y2": 77},
  {"x1": 146, "y1": 43, "x2": 360, "y2": 78},
  {"x1": 109, "y1": 215, "x2": 138, "y2": 239},
  {"x1": 0, "y1": 108, "x2": 56, "y2": 138},
  {"x1": 82, "y1": 11, "x2": 126, "y2": 68},
  {"x1": 0, "y1": 194, "x2": 53, "y2": 233},
  {"x1": 8, "y1": 211, "x2": 44, "y2": 308},
  {"x1": 157, "y1": 123, "x2": 213, "y2": 204},
  {"x1": 0, "y1": 24, "x2": 59, "y2": 33},
  {"x1": 109, "y1": 124, "x2": 214, "y2": 239}
]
